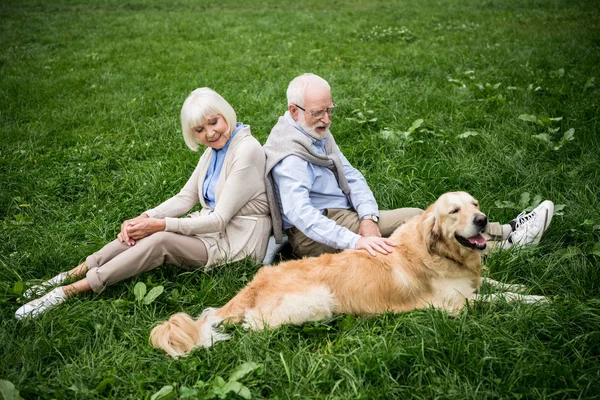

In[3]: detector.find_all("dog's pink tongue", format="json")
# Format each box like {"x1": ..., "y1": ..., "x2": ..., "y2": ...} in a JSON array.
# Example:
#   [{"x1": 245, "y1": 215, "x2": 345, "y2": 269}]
[{"x1": 467, "y1": 234, "x2": 486, "y2": 245}]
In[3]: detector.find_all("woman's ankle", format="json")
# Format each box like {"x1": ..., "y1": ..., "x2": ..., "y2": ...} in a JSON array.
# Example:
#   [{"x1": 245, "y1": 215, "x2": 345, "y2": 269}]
[
  {"x1": 62, "y1": 278, "x2": 92, "y2": 296},
  {"x1": 67, "y1": 262, "x2": 88, "y2": 279}
]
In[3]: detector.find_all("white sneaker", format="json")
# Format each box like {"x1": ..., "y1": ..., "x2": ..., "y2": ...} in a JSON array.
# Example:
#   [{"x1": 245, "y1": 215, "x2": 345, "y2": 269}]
[
  {"x1": 502, "y1": 200, "x2": 554, "y2": 248},
  {"x1": 23, "y1": 272, "x2": 68, "y2": 299},
  {"x1": 15, "y1": 287, "x2": 67, "y2": 320},
  {"x1": 23, "y1": 283, "x2": 51, "y2": 299}
]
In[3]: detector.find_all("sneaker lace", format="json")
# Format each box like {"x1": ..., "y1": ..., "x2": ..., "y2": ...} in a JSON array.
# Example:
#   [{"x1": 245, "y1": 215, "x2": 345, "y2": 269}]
[{"x1": 513, "y1": 210, "x2": 536, "y2": 229}]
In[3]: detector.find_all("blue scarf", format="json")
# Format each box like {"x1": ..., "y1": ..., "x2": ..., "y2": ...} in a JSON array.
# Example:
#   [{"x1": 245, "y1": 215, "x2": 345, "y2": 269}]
[{"x1": 202, "y1": 122, "x2": 245, "y2": 208}]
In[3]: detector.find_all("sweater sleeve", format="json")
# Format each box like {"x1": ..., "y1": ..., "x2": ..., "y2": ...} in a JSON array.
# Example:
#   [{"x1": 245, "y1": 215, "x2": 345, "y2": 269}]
[{"x1": 164, "y1": 139, "x2": 265, "y2": 235}]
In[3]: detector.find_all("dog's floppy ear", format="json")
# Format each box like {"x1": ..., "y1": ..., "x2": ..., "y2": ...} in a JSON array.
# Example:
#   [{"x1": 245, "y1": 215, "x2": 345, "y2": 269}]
[{"x1": 420, "y1": 207, "x2": 442, "y2": 254}]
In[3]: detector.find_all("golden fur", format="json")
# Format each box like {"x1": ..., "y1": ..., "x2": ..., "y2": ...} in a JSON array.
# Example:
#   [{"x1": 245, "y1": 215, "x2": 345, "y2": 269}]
[{"x1": 151, "y1": 191, "x2": 541, "y2": 358}]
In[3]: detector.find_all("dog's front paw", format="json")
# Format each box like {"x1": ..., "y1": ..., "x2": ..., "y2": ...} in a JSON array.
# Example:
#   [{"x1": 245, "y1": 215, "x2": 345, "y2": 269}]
[
  {"x1": 504, "y1": 283, "x2": 529, "y2": 294},
  {"x1": 520, "y1": 294, "x2": 549, "y2": 305},
  {"x1": 498, "y1": 292, "x2": 549, "y2": 305}
]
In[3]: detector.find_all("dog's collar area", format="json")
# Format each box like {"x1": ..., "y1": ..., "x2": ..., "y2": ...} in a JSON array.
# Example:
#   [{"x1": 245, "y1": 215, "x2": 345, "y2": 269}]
[{"x1": 455, "y1": 233, "x2": 487, "y2": 251}]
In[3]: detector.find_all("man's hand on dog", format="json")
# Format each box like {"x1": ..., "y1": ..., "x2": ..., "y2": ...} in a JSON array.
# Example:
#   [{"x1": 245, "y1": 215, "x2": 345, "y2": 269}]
[{"x1": 356, "y1": 236, "x2": 396, "y2": 256}]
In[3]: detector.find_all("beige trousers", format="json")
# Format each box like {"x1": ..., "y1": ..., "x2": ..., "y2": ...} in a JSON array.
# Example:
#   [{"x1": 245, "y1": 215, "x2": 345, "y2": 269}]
[
  {"x1": 287, "y1": 208, "x2": 505, "y2": 258},
  {"x1": 287, "y1": 207, "x2": 424, "y2": 257},
  {"x1": 85, "y1": 232, "x2": 208, "y2": 293}
]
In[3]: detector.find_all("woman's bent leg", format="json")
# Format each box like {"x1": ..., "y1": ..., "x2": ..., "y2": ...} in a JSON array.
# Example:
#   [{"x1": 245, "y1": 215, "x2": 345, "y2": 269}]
[
  {"x1": 23, "y1": 240, "x2": 129, "y2": 299},
  {"x1": 85, "y1": 239, "x2": 132, "y2": 270},
  {"x1": 86, "y1": 232, "x2": 208, "y2": 293}
]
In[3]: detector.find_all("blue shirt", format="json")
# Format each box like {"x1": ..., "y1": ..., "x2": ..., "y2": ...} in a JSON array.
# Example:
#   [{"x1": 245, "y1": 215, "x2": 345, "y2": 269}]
[
  {"x1": 203, "y1": 122, "x2": 245, "y2": 208},
  {"x1": 271, "y1": 113, "x2": 379, "y2": 250}
]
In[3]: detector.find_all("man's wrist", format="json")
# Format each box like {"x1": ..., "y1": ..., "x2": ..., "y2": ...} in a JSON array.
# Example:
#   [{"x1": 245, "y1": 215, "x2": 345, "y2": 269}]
[{"x1": 360, "y1": 214, "x2": 379, "y2": 223}]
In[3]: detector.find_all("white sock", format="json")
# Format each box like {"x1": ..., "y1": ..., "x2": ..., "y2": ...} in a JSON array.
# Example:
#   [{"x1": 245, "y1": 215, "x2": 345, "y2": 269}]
[{"x1": 501, "y1": 224, "x2": 513, "y2": 240}]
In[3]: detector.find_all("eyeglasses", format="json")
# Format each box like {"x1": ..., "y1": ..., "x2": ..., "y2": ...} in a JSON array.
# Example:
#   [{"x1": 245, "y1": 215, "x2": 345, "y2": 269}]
[{"x1": 294, "y1": 103, "x2": 337, "y2": 119}]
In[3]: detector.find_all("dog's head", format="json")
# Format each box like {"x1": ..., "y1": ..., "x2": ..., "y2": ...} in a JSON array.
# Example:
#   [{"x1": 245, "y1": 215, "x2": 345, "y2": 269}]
[{"x1": 421, "y1": 191, "x2": 488, "y2": 260}]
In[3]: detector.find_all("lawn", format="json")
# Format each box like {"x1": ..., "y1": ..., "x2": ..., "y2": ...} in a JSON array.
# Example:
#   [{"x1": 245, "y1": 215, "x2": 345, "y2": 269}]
[{"x1": 1, "y1": 0, "x2": 599, "y2": 398}]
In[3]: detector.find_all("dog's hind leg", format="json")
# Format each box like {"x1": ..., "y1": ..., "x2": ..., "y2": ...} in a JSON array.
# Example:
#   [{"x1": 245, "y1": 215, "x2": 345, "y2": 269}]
[
  {"x1": 233, "y1": 285, "x2": 337, "y2": 331},
  {"x1": 255, "y1": 285, "x2": 336, "y2": 329},
  {"x1": 195, "y1": 310, "x2": 231, "y2": 348},
  {"x1": 194, "y1": 286, "x2": 259, "y2": 348},
  {"x1": 214, "y1": 285, "x2": 259, "y2": 323}
]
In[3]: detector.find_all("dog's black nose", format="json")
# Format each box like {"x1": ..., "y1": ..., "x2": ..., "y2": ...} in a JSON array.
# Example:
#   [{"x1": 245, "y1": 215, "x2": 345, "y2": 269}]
[{"x1": 473, "y1": 214, "x2": 488, "y2": 228}]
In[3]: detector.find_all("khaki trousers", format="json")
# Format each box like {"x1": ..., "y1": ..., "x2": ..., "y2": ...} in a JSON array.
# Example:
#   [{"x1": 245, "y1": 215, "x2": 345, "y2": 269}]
[
  {"x1": 85, "y1": 232, "x2": 208, "y2": 293},
  {"x1": 287, "y1": 208, "x2": 505, "y2": 258},
  {"x1": 287, "y1": 207, "x2": 424, "y2": 258}
]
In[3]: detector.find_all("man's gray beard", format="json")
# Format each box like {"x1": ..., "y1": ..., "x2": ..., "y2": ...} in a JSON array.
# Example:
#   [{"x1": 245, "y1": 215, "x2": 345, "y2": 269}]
[{"x1": 298, "y1": 116, "x2": 330, "y2": 140}]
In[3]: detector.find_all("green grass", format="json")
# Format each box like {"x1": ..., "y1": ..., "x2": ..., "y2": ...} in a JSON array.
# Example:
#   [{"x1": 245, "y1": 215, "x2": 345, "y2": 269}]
[{"x1": 1, "y1": 0, "x2": 599, "y2": 398}]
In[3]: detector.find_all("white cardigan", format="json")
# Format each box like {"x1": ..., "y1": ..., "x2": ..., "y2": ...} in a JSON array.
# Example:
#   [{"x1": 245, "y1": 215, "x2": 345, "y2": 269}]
[{"x1": 144, "y1": 127, "x2": 271, "y2": 268}]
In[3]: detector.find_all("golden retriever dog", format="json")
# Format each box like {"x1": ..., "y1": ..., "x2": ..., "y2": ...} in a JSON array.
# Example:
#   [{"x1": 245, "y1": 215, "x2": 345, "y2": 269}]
[{"x1": 150, "y1": 191, "x2": 546, "y2": 358}]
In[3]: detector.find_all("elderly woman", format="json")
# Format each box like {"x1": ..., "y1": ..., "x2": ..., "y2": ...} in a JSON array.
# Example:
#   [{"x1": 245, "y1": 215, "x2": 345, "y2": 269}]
[{"x1": 16, "y1": 88, "x2": 271, "y2": 319}]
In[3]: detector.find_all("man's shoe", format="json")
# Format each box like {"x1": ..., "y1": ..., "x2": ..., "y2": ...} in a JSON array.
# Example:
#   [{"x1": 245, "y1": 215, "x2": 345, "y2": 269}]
[
  {"x1": 15, "y1": 287, "x2": 66, "y2": 320},
  {"x1": 502, "y1": 200, "x2": 554, "y2": 248}
]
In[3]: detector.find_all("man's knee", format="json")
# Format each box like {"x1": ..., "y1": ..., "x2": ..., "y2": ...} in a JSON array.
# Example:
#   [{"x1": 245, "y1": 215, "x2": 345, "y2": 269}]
[
  {"x1": 411, "y1": 208, "x2": 425, "y2": 217},
  {"x1": 290, "y1": 239, "x2": 339, "y2": 258},
  {"x1": 292, "y1": 246, "x2": 335, "y2": 259}
]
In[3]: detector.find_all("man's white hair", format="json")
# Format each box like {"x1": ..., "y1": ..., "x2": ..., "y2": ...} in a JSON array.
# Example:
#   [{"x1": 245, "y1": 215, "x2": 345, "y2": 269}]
[
  {"x1": 180, "y1": 88, "x2": 237, "y2": 151},
  {"x1": 286, "y1": 73, "x2": 331, "y2": 107}
]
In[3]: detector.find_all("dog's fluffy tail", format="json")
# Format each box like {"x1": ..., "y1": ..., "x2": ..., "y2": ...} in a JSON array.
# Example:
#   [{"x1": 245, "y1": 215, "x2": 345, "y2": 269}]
[
  {"x1": 150, "y1": 308, "x2": 231, "y2": 358},
  {"x1": 150, "y1": 279, "x2": 260, "y2": 357}
]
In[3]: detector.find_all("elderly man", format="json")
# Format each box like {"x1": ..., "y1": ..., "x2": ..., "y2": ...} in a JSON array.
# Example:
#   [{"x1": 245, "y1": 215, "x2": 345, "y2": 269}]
[{"x1": 264, "y1": 73, "x2": 554, "y2": 258}]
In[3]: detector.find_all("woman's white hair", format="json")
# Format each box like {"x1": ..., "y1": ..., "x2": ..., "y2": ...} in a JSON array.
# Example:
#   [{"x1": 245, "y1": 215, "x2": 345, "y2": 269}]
[
  {"x1": 180, "y1": 88, "x2": 237, "y2": 151},
  {"x1": 286, "y1": 73, "x2": 331, "y2": 107}
]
